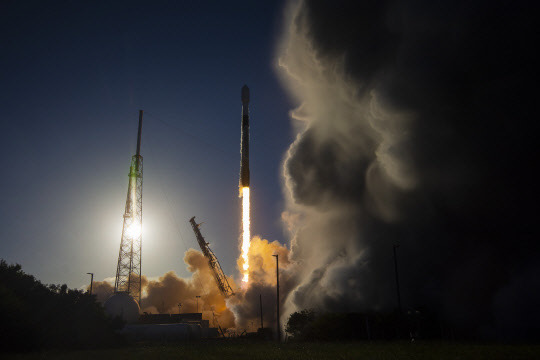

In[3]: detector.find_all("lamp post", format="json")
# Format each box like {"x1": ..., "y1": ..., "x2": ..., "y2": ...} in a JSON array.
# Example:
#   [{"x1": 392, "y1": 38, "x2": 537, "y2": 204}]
[
  {"x1": 259, "y1": 293, "x2": 264, "y2": 329},
  {"x1": 272, "y1": 254, "x2": 280, "y2": 342},
  {"x1": 178, "y1": 303, "x2": 182, "y2": 313},
  {"x1": 86, "y1": 272, "x2": 94, "y2": 296},
  {"x1": 393, "y1": 243, "x2": 401, "y2": 312},
  {"x1": 196, "y1": 295, "x2": 201, "y2": 313}
]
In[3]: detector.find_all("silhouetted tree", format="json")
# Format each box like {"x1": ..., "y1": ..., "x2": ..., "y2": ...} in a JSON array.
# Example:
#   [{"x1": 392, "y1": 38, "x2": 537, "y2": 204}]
[
  {"x1": 285, "y1": 309, "x2": 316, "y2": 338},
  {"x1": 285, "y1": 308, "x2": 443, "y2": 341},
  {"x1": 0, "y1": 260, "x2": 123, "y2": 352}
]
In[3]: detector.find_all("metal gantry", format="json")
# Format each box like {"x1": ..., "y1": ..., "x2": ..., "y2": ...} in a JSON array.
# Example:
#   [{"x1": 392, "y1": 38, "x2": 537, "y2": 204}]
[
  {"x1": 114, "y1": 111, "x2": 144, "y2": 304},
  {"x1": 189, "y1": 217, "x2": 235, "y2": 298}
]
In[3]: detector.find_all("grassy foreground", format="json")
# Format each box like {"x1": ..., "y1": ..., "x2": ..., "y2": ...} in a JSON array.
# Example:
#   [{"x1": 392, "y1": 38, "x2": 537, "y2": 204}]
[{"x1": 6, "y1": 341, "x2": 540, "y2": 360}]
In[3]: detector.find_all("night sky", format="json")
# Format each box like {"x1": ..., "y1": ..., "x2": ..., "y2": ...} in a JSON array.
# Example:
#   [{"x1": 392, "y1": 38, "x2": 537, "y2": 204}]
[{"x1": 1, "y1": 0, "x2": 291, "y2": 287}]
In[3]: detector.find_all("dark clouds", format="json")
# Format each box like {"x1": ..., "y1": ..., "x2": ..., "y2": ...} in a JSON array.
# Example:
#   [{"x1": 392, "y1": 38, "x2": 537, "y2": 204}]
[{"x1": 278, "y1": 0, "x2": 538, "y2": 338}]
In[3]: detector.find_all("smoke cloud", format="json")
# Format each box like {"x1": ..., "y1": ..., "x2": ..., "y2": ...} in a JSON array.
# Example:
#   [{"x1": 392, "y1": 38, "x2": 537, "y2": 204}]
[
  {"x1": 91, "y1": 278, "x2": 115, "y2": 305},
  {"x1": 228, "y1": 236, "x2": 293, "y2": 330},
  {"x1": 276, "y1": 0, "x2": 538, "y2": 338},
  {"x1": 91, "y1": 249, "x2": 236, "y2": 328},
  {"x1": 92, "y1": 239, "x2": 291, "y2": 332},
  {"x1": 141, "y1": 249, "x2": 237, "y2": 329}
]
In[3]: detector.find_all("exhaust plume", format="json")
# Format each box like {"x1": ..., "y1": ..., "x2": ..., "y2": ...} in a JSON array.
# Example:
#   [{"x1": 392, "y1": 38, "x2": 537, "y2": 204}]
[
  {"x1": 239, "y1": 85, "x2": 252, "y2": 284},
  {"x1": 240, "y1": 187, "x2": 251, "y2": 283},
  {"x1": 276, "y1": 0, "x2": 539, "y2": 338},
  {"x1": 229, "y1": 236, "x2": 293, "y2": 330}
]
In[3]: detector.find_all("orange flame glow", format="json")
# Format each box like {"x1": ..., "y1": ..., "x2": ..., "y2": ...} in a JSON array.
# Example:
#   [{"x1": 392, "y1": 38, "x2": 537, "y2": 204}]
[{"x1": 241, "y1": 186, "x2": 251, "y2": 283}]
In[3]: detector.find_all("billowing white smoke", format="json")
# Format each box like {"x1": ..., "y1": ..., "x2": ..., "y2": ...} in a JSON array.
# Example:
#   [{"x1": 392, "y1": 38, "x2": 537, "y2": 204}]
[
  {"x1": 277, "y1": 0, "x2": 413, "y2": 318},
  {"x1": 276, "y1": 0, "x2": 539, "y2": 338}
]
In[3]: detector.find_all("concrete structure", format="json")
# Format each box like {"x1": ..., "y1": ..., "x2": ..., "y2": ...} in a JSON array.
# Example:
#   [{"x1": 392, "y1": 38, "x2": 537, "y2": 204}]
[
  {"x1": 128, "y1": 312, "x2": 219, "y2": 340},
  {"x1": 139, "y1": 312, "x2": 206, "y2": 326}
]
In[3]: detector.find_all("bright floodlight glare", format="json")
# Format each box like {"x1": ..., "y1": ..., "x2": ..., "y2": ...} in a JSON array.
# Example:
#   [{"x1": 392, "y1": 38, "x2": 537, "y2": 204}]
[{"x1": 125, "y1": 220, "x2": 141, "y2": 239}]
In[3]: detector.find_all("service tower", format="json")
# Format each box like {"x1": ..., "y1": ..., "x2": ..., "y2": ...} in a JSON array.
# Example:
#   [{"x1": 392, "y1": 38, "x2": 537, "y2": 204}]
[{"x1": 114, "y1": 110, "x2": 144, "y2": 304}]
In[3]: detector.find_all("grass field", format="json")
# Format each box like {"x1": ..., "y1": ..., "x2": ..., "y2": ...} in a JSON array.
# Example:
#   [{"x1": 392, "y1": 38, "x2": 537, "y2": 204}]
[{"x1": 6, "y1": 341, "x2": 540, "y2": 360}]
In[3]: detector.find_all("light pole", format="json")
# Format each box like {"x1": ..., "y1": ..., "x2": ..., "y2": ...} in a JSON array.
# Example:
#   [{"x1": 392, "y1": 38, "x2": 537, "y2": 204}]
[
  {"x1": 86, "y1": 272, "x2": 94, "y2": 296},
  {"x1": 178, "y1": 303, "x2": 182, "y2": 313},
  {"x1": 196, "y1": 295, "x2": 201, "y2": 313},
  {"x1": 393, "y1": 243, "x2": 401, "y2": 312},
  {"x1": 272, "y1": 254, "x2": 280, "y2": 342},
  {"x1": 259, "y1": 293, "x2": 264, "y2": 329}
]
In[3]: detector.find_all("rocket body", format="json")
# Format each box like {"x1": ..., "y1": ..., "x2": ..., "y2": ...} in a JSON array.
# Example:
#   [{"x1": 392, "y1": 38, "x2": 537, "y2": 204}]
[{"x1": 240, "y1": 85, "x2": 250, "y2": 188}]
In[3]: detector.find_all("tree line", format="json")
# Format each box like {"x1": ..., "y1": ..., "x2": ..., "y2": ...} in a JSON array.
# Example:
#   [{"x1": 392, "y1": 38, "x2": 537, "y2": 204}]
[{"x1": 0, "y1": 260, "x2": 123, "y2": 352}]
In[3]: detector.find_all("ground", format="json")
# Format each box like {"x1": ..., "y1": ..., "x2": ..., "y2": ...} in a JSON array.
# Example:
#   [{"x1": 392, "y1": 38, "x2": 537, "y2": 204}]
[{"x1": 5, "y1": 341, "x2": 540, "y2": 360}]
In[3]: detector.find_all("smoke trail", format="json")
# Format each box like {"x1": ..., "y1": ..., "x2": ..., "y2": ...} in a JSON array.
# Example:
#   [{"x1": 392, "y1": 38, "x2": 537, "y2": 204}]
[{"x1": 276, "y1": 0, "x2": 539, "y2": 338}]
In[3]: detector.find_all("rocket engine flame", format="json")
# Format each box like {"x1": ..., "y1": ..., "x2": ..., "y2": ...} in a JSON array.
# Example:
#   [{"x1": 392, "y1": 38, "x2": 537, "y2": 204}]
[
  {"x1": 239, "y1": 85, "x2": 251, "y2": 284},
  {"x1": 241, "y1": 186, "x2": 251, "y2": 283}
]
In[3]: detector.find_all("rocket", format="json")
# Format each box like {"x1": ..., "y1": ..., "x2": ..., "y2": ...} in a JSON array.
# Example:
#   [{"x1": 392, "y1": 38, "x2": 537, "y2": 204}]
[{"x1": 240, "y1": 85, "x2": 250, "y2": 188}]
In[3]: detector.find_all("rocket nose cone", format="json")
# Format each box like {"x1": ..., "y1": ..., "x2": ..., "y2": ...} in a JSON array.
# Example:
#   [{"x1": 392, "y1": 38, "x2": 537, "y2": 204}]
[{"x1": 241, "y1": 85, "x2": 250, "y2": 103}]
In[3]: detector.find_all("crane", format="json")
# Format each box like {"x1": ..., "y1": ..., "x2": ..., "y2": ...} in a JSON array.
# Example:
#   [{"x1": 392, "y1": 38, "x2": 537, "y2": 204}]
[{"x1": 189, "y1": 217, "x2": 235, "y2": 298}]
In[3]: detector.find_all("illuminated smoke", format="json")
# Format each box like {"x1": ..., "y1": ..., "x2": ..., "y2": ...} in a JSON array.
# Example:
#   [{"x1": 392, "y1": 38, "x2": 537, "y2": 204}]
[
  {"x1": 274, "y1": 0, "x2": 539, "y2": 338},
  {"x1": 141, "y1": 249, "x2": 236, "y2": 327},
  {"x1": 92, "y1": 241, "x2": 291, "y2": 331},
  {"x1": 89, "y1": 278, "x2": 115, "y2": 304},
  {"x1": 92, "y1": 249, "x2": 236, "y2": 328},
  {"x1": 229, "y1": 236, "x2": 292, "y2": 330}
]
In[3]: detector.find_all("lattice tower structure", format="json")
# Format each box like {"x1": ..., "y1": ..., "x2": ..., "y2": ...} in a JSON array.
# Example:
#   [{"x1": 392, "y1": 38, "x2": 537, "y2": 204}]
[
  {"x1": 114, "y1": 110, "x2": 144, "y2": 304},
  {"x1": 189, "y1": 217, "x2": 235, "y2": 297}
]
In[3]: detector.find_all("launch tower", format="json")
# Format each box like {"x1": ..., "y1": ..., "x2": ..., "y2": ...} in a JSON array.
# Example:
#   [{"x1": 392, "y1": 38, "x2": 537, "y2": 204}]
[
  {"x1": 114, "y1": 110, "x2": 144, "y2": 304},
  {"x1": 189, "y1": 217, "x2": 235, "y2": 297}
]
